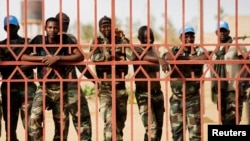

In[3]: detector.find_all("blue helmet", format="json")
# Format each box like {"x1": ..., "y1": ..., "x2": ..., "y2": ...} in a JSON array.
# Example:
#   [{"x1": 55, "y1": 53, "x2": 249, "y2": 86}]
[
  {"x1": 216, "y1": 21, "x2": 229, "y2": 31},
  {"x1": 178, "y1": 25, "x2": 195, "y2": 37},
  {"x1": 4, "y1": 15, "x2": 19, "y2": 27}
]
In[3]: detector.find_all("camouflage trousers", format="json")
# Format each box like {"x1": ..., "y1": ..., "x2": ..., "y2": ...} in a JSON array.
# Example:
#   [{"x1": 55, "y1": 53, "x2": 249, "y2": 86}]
[
  {"x1": 1, "y1": 82, "x2": 37, "y2": 141},
  {"x1": 135, "y1": 88, "x2": 165, "y2": 141},
  {"x1": 218, "y1": 90, "x2": 244, "y2": 124},
  {"x1": 29, "y1": 86, "x2": 69, "y2": 141},
  {"x1": 98, "y1": 83, "x2": 128, "y2": 141},
  {"x1": 169, "y1": 94, "x2": 201, "y2": 141},
  {"x1": 66, "y1": 89, "x2": 92, "y2": 141}
]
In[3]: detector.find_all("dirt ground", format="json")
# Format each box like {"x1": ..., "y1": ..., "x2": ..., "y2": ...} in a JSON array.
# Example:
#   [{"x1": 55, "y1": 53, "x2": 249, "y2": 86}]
[{"x1": 0, "y1": 81, "x2": 248, "y2": 141}]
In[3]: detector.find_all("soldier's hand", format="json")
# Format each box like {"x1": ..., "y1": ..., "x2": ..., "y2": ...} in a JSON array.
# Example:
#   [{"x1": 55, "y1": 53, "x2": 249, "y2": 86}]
[
  {"x1": 162, "y1": 52, "x2": 174, "y2": 60},
  {"x1": 42, "y1": 55, "x2": 60, "y2": 66},
  {"x1": 115, "y1": 28, "x2": 125, "y2": 38},
  {"x1": 159, "y1": 58, "x2": 169, "y2": 72}
]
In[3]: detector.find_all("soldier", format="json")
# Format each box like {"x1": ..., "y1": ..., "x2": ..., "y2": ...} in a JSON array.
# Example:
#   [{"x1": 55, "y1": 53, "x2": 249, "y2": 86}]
[
  {"x1": 90, "y1": 15, "x2": 133, "y2": 141},
  {"x1": 55, "y1": 12, "x2": 92, "y2": 141},
  {"x1": 162, "y1": 25, "x2": 208, "y2": 141},
  {"x1": 211, "y1": 21, "x2": 247, "y2": 124},
  {"x1": 21, "y1": 17, "x2": 83, "y2": 141},
  {"x1": 0, "y1": 15, "x2": 37, "y2": 141},
  {"x1": 132, "y1": 25, "x2": 167, "y2": 141}
]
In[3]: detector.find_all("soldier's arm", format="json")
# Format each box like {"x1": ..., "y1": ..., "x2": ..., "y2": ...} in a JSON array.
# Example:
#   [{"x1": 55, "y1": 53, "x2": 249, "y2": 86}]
[
  {"x1": 21, "y1": 35, "x2": 44, "y2": 62},
  {"x1": 162, "y1": 51, "x2": 174, "y2": 60},
  {"x1": 51, "y1": 47, "x2": 83, "y2": 62},
  {"x1": 187, "y1": 53, "x2": 208, "y2": 60},
  {"x1": 21, "y1": 46, "x2": 44, "y2": 62},
  {"x1": 174, "y1": 47, "x2": 208, "y2": 60},
  {"x1": 142, "y1": 47, "x2": 168, "y2": 72},
  {"x1": 90, "y1": 38, "x2": 111, "y2": 62},
  {"x1": 43, "y1": 35, "x2": 83, "y2": 67}
]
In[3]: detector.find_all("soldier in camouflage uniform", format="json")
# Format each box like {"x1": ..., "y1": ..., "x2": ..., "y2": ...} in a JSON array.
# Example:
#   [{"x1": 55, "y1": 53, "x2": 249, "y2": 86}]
[
  {"x1": 162, "y1": 25, "x2": 208, "y2": 141},
  {"x1": 212, "y1": 21, "x2": 247, "y2": 124},
  {"x1": 90, "y1": 16, "x2": 133, "y2": 141},
  {"x1": 132, "y1": 26, "x2": 168, "y2": 141},
  {"x1": 22, "y1": 17, "x2": 84, "y2": 141},
  {"x1": 0, "y1": 15, "x2": 37, "y2": 141},
  {"x1": 55, "y1": 12, "x2": 92, "y2": 141}
]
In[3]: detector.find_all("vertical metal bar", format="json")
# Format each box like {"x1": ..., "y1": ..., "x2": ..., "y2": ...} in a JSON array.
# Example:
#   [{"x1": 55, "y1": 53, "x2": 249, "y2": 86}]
[
  {"x1": 234, "y1": 0, "x2": 239, "y2": 125},
  {"x1": 181, "y1": 1, "x2": 187, "y2": 141},
  {"x1": 129, "y1": 0, "x2": 134, "y2": 140},
  {"x1": 24, "y1": 79, "x2": 28, "y2": 141},
  {"x1": 57, "y1": 1, "x2": 64, "y2": 141},
  {"x1": 163, "y1": 0, "x2": 170, "y2": 139},
  {"x1": 199, "y1": 0, "x2": 205, "y2": 140},
  {"x1": 146, "y1": 0, "x2": 152, "y2": 140},
  {"x1": 76, "y1": 1, "x2": 81, "y2": 140},
  {"x1": 93, "y1": 1, "x2": 99, "y2": 141},
  {"x1": 111, "y1": 0, "x2": 117, "y2": 140},
  {"x1": 216, "y1": 0, "x2": 222, "y2": 125},
  {"x1": 5, "y1": 1, "x2": 10, "y2": 140},
  {"x1": 22, "y1": 1, "x2": 29, "y2": 139},
  {"x1": 41, "y1": 1, "x2": 46, "y2": 140}
]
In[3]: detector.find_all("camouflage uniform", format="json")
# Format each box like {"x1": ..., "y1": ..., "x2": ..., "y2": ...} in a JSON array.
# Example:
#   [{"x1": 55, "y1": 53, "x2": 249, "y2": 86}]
[
  {"x1": 66, "y1": 66, "x2": 92, "y2": 141},
  {"x1": 167, "y1": 46, "x2": 204, "y2": 141},
  {"x1": 28, "y1": 34, "x2": 77, "y2": 141},
  {"x1": 133, "y1": 46, "x2": 165, "y2": 141},
  {"x1": 30, "y1": 85, "x2": 68, "y2": 141},
  {"x1": 90, "y1": 35, "x2": 132, "y2": 141},
  {"x1": 55, "y1": 11, "x2": 92, "y2": 140},
  {"x1": 0, "y1": 37, "x2": 37, "y2": 141},
  {"x1": 212, "y1": 36, "x2": 246, "y2": 124},
  {"x1": 59, "y1": 33, "x2": 92, "y2": 141}
]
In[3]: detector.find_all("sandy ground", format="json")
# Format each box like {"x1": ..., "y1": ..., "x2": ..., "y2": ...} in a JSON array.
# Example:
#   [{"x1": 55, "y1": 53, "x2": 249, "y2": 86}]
[{"x1": 0, "y1": 81, "x2": 248, "y2": 141}]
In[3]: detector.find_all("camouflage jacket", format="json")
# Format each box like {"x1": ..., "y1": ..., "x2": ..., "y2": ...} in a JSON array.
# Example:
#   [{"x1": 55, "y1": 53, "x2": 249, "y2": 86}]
[
  {"x1": 90, "y1": 34, "x2": 134, "y2": 79},
  {"x1": 169, "y1": 46, "x2": 204, "y2": 96}
]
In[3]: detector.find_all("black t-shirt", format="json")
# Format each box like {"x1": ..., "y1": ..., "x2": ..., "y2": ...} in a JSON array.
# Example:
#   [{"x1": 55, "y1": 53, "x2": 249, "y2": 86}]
[
  {"x1": 29, "y1": 34, "x2": 76, "y2": 81},
  {"x1": 0, "y1": 36, "x2": 33, "y2": 80}
]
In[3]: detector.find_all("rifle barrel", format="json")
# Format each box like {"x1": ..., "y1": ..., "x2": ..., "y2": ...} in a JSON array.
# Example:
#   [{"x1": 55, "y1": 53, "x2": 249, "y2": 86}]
[{"x1": 233, "y1": 35, "x2": 250, "y2": 40}]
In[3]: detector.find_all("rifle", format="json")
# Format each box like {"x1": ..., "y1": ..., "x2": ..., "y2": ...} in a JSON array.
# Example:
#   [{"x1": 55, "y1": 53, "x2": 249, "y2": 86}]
[{"x1": 233, "y1": 35, "x2": 250, "y2": 40}]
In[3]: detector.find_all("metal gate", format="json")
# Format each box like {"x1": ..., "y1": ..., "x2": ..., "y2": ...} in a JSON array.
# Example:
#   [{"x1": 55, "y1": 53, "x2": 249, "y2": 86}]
[{"x1": 0, "y1": 0, "x2": 250, "y2": 141}]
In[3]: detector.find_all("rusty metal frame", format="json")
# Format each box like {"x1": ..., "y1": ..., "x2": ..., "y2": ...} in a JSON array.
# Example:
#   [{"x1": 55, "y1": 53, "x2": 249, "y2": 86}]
[{"x1": 1, "y1": 0, "x2": 250, "y2": 141}]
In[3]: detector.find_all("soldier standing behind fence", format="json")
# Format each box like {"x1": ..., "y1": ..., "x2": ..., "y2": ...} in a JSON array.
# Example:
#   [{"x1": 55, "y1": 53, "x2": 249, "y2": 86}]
[
  {"x1": 90, "y1": 15, "x2": 134, "y2": 141},
  {"x1": 162, "y1": 25, "x2": 208, "y2": 141},
  {"x1": 55, "y1": 12, "x2": 92, "y2": 141},
  {"x1": 211, "y1": 21, "x2": 247, "y2": 124},
  {"x1": 0, "y1": 15, "x2": 37, "y2": 141},
  {"x1": 21, "y1": 17, "x2": 84, "y2": 141},
  {"x1": 132, "y1": 25, "x2": 167, "y2": 141}
]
